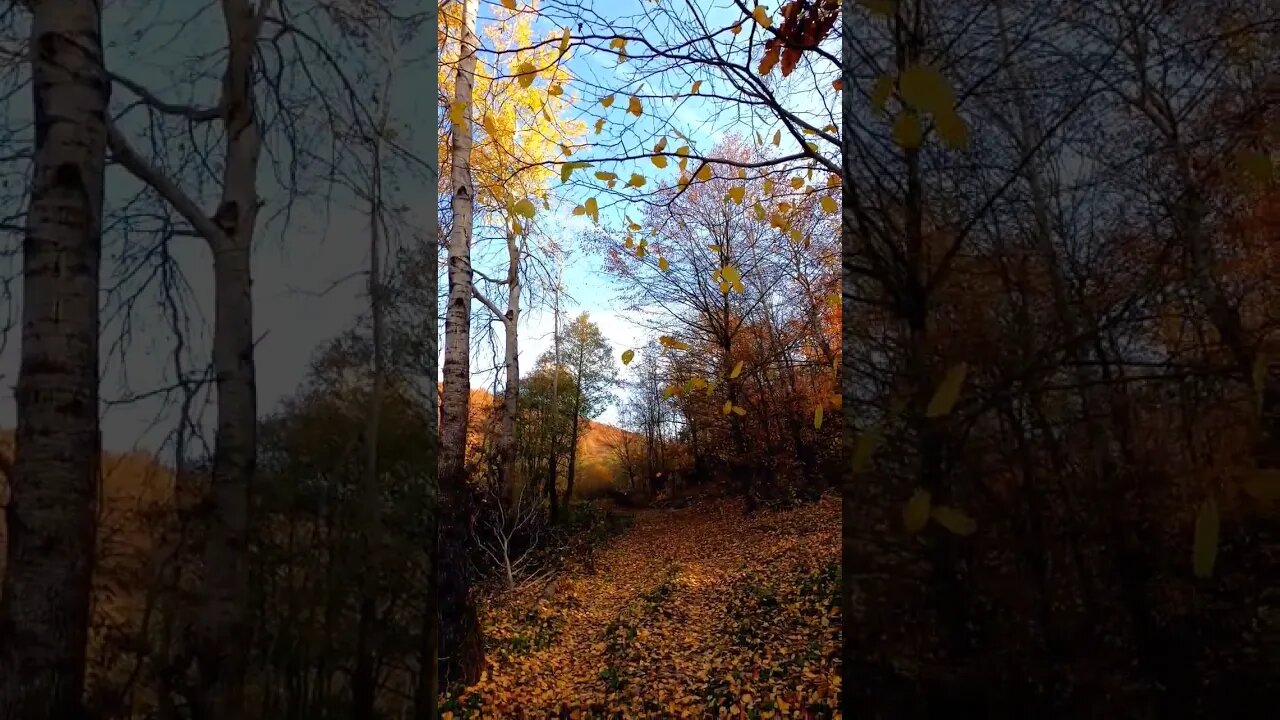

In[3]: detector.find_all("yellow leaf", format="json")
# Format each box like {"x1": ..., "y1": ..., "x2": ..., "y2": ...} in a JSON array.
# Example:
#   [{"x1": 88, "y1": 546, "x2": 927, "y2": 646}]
[
  {"x1": 516, "y1": 61, "x2": 537, "y2": 88},
  {"x1": 931, "y1": 506, "x2": 977, "y2": 536},
  {"x1": 903, "y1": 488, "x2": 931, "y2": 533},
  {"x1": 659, "y1": 335, "x2": 689, "y2": 351},
  {"x1": 934, "y1": 106, "x2": 970, "y2": 149},
  {"x1": 547, "y1": 83, "x2": 563, "y2": 96},
  {"x1": 448, "y1": 101, "x2": 467, "y2": 126},
  {"x1": 730, "y1": 360, "x2": 744, "y2": 379},
  {"x1": 501, "y1": 0, "x2": 516, "y2": 8},
  {"x1": 871, "y1": 74, "x2": 894, "y2": 114},
  {"x1": 1237, "y1": 150, "x2": 1275, "y2": 186},
  {"x1": 658, "y1": 256, "x2": 669, "y2": 271},
  {"x1": 627, "y1": 173, "x2": 646, "y2": 188},
  {"x1": 730, "y1": 23, "x2": 743, "y2": 35},
  {"x1": 559, "y1": 27, "x2": 571, "y2": 56},
  {"x1": 595, "y1": 171, "x2": 617, "y2": 181},
  {"x1": 892, "y1": 111, "x2": 923, "y2": 149},
  {"x1": 789, "y1": 176, "x2": 804, "y2": 189},
  {"x1": 601, "y1": 94, "x2": 615, "y2": 108},
  {"x1": 763, "y1": 178, "x2": 774, "y2": 194},
  {"x1": 899, "y1": 64, "x2": 954, "y2": 114},
  {"x1": 752, "y1": 4, "x2": 773, "y2": 27},
  {"x1": 772, "y1": 129, "x2": 781, "y2": 146},
  {"x1": 723, "y1": 400, "x2": 734, "y2": 415},
  {"x1": 861, "y1": 0, "x2": 895, "y2": 14},
  {"x1": 852, "y1": 426, "x2": 881, "y2": 473},
  {"x1": 560, "y1": 162, "x2": 590, "y2": 183},
  {"x1": 1192, "y1": 497, "x2": 1219, "y2": 579},
  {"x1": 594, "y1": 118, "x2": 605, "y2": 134},
  {"x1": 1242, "y1": 471, "x2": 1280, "y2": 501},
  {"x1": 621, "y1": 349, "x2": 635, "y2": 365},
  {"x1": 814, "y1": 405, "x2": 823, "y2": 429},
  {"x1": 652, "y1": 154, "x2": 668, "y2": 169},
  {"x1": 628, "y1": 96, "x2": 643, "y2": 117},
  {"x1": 691, "y1": 80, "x2": 703, "y2": 94},
  {"x1": 732, "y1": 404, "x2": 747, "y2": 416},
  {"x1": 727, "y1": 186, "x2": 746, "y2": 204},
  {"x1": 695, "y1": 164, "x2": 712, "y2": 181},
  {"x1": 820, "y1": 195, "x2": 838, "y2": 214},
  {"x1": 926, "y1": 362, "x2": 968, "y2": 418},
  {"x1": 753, "y1": 201, "x2": 766, "y2": 220},
  {"x1": 512, "y1": 198, "x2": 535, "y2": 218}
]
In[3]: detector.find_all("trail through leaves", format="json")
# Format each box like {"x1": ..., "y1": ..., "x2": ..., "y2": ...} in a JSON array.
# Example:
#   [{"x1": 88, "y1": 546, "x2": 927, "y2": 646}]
[{"x1": 446, "y1": 494, "x2": 841, "y2": 718}]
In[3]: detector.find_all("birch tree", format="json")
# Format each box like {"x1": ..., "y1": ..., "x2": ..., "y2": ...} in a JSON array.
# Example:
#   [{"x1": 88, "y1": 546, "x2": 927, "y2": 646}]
[{"x1": 0, "y1": 0, "x2": 108, "y2": 716}]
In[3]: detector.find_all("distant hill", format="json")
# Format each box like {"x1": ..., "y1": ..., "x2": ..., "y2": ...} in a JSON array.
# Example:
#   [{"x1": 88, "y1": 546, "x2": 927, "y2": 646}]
[{"x1": 440, "y1": 384, "x2": 640, "y2": 498}]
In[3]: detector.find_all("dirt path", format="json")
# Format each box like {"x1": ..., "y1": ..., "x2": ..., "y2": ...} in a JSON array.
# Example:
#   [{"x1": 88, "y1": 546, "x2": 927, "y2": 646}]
[{"x1": 446, "y1": 494, "x2": 841, "y2": 719}]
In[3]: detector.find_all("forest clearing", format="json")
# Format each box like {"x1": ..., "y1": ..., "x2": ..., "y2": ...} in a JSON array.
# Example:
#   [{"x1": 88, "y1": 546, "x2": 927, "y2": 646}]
[{"x1": 443, "y1": 492, "x2": 841, "y2": 719}]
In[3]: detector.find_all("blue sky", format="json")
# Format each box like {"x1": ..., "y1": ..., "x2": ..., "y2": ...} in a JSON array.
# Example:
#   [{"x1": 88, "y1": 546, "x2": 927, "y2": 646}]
[{"x1": 456, "y1": 0, "x2": 840, "y2": 426}]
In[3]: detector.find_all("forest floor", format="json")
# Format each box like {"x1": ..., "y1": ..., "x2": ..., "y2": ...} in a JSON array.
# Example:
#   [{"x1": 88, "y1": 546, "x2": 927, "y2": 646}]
[{"x1": 443, "y1": 491, "x2": 841, "y2": 719}]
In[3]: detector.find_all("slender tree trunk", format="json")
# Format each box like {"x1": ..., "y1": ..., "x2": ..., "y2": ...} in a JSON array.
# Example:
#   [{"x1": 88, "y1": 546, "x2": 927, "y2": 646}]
[
  {"x1": 439, "y1": 0, "x2": 484, "y2": 688},
  {"x1": 563, "y1": 392, "x2": 581, "y2": 506},
  {"x1": 188, "y1": 3, "x2": 264, "y2": 717},
  {"x1": 0, "y1": 1, "x2": 107, "y2": 716},
  {"x1": 546, "y1": 256, "x2": 562, "y2": 522},
  {"x1": 353, "y1": 130, "x2": 387, "y2": 719}
]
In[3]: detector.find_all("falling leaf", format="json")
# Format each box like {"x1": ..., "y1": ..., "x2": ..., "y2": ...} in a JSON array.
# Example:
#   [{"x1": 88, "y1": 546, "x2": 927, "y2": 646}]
[
  {"x1": 659, "y1": 335, "x2": 690, "y2": 351},
  {"x1": 820, "y1": 195, "x2": 838, "y2": 214},
  {"x1": 899, "y1": 64, "x2": 955, "y2": 114},
  {"x1": 772, "y1": 129, "x2": 782, "y2": 146},
  {"x1": 931, "y1": 506, "x2": 976, "y2": 536},
  {"x1": 1192, "y1": 497, "x2": 1219, "y2": 579},
  {"x1": 558, "y1": 26, "x2": 572, "y2": 55},
  {"x1": 652, "y1": 154, "x2": 668, "y2": 169},
  {"x1": 903, "y1": 488, "x2": 931, "y2": 533},
  {"x1": 621, "y1": 349, "x2": 635, "y2": 365},
  {"x1": 723, "y1": 400, "x2": 734, "y2": 415},
  {"x1": 926, "y1": 362, "x2": 968, "y2": 418},
  {"x1": 448, "y1": 101, "x2": 468, "y2": 126},
  {"x1": 595, "y1": 171, "x2": 617, "y2": 182},
  {"x1": 814, "y1": 405, "x2": 823, "y2": 429},
  {"x1": 1242, "y1": 471, "x2": 1280, "y2": 501},
  {"x1": 732, "y1": 405, "x2": 747, "y2": 416},
  {"x1": 560, "y1": 162, "x2": 590, "y2": 183},
  {"x1": 833, "y1": 78, "x2": 843, "y2": 91},
  {"x1": 753, "y1": 201, "x2": 767, "y2": 220},
  {"x1": 871, "y1": 74, "x2": 894, "y2": 114},
  {"x1": 601, "y1": 94, "x2": 615, "y2": 108},
  {"x1": 892, "y1": 111, "x2": 923, "y2": 149},
  {"x1": 627, "y1": 173, "x2": 646, "y2": 188},
  {"x1": 516, "y1": 61, "x2": 538, "y2": 88},
  {"x1": 730, "y1": 360, "x2": 744, "y2": 379},
  {"x1": 658, "y1": 256, "x2": 669, "y2": 271},
  {"x1": 628, "y1": 95, "x2": 643, "y2": 117},
  {"x1": 727, "y1": 186, "x2": 746, "y2": 204},
  {"x1": 934, "y1": 106, "x2": 970, "y2": 149},
  {"x1": 752, "y1": 4, "x2": 773, "y2": 28},
  {"x1": 691, "y1": 80, "x2": 703, "y2": 94},
  {"x1": 695, "y1": 164, "x2": 713, "y2": 181},
  {"x1": 851, "y1": 426, "x2": 882, "y2": 473},
  {"x1": 1236, "y1": 150, "x2": 1275, "y2": 186},
  {"x1": 501, "y1": 0, "x2": 516, "y2": 8},
  {"x1": 594, "y1": 118, "x2": 606, "y2": 134},
  {"x1": 512, "y1": 198, "x2": 535, "y2": 218}
]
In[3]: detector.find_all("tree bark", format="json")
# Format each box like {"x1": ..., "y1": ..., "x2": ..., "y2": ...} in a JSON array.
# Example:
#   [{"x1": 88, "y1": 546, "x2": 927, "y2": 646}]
[
  {"x1": 439, "y1": 0, "x2": 484, "y2": 689},
  {"x1": 0, "y1": 1, "x2": 108, "y2": 716},
  {"x1": 191, "y1": 3, "x2": 264, "y2": 716}
]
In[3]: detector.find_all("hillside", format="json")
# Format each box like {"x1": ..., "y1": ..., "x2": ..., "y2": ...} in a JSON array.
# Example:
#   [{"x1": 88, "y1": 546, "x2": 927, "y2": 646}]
[{"x1": 445, "y1": 385, "x2": 643, "y2": 498}]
